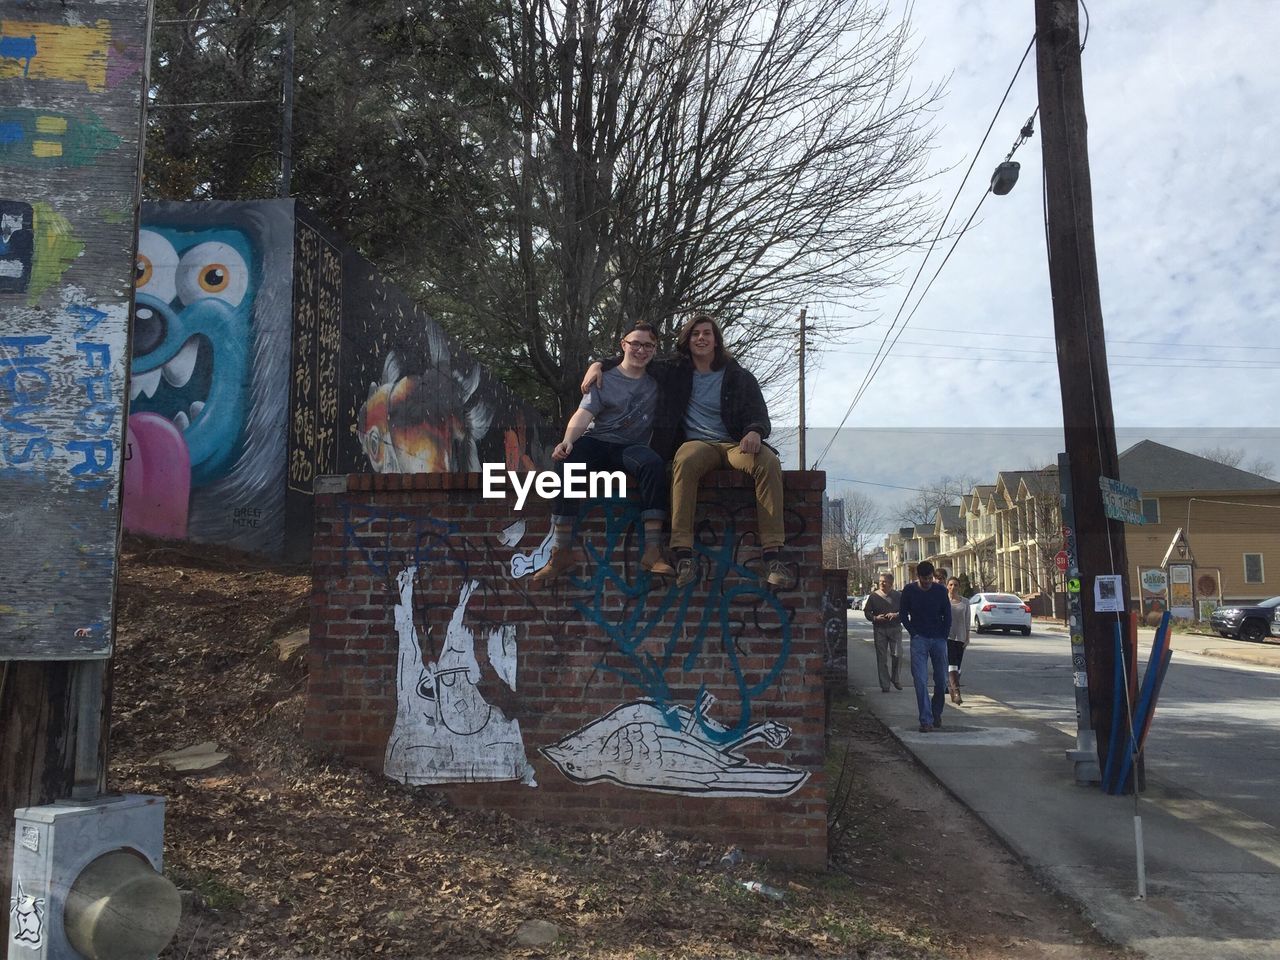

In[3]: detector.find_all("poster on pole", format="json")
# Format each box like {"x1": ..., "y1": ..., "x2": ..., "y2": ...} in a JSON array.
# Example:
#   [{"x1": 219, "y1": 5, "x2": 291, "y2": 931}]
[{"x1": 0, "y1": 0, "x2": 151, "y2": 658}]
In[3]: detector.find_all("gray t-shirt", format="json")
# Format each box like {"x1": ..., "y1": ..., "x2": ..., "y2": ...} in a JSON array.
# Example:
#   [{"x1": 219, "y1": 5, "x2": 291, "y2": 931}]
[
  {"x1": 579, "y1": 367, "x2": 658, "y2": 445},
  {"x1": 683, "y1": 369, "x2": 730, "y2": 442}
]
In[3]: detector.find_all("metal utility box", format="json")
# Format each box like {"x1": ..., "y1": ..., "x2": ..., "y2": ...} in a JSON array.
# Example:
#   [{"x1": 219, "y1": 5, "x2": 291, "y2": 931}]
[{"x1": 8, "y1": 795, "x2": 165, "y2": 960}]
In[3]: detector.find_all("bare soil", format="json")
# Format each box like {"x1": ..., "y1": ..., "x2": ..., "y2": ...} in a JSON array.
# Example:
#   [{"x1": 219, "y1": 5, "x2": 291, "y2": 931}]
[{"x1": 110, "y1": 535, "x2": 1133, "y2": 959}]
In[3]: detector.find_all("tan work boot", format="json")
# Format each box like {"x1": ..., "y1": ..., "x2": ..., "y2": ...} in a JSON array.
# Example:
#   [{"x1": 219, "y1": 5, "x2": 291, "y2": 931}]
[
  {"x1": 640, "y1": 543, "x2": 675, "y2": 576},
  {"x1": 948, "y1": 672, "x2": 962, "y2": 704},
  {"x1": 531, "y1": 546, "x2": 577, "y2": 583}
]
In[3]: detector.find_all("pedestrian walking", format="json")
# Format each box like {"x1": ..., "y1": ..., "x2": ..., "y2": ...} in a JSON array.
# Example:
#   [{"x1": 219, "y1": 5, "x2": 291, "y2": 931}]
[
  {"x1": 864, "y1": 573, "x2": 904, "y2": 692},
  {"x1": 899, "y1": 560, "x2": 951, "y2": 732},
  {"x1": 946, "y1": 576, "x2": 970, "y2": 704}
]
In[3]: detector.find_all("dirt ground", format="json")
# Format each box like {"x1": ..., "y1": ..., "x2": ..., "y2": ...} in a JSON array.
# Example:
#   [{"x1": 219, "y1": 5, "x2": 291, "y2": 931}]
[{"x1": 109, "y1": 536, "x2": 1132, "y2": 959}]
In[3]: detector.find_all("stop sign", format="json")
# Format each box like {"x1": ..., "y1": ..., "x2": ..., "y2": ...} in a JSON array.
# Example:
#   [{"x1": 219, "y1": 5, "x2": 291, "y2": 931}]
[{"x1": 1054, "y1": 550, "x2": 1069, "y2": 573}]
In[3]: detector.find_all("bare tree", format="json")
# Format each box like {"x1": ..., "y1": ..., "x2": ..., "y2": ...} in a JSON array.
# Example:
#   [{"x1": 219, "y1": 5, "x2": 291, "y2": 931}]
[
  {"x1": 823, "y1": 489, "x2": 885, "y2": 591},
  {"x1": 894, "y1": 473, "x2": 978, "y2": 527},
  {"x1": 1196, "y1": 446, "x2": 1276, "y2": 480},
  {"x1": 490, "y1": 0, "x2": 940, "y2": 417}
]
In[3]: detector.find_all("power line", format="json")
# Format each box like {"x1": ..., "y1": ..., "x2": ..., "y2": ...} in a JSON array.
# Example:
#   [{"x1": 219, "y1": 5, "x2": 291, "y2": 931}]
[
  {"x1": 813, "y1": 33, "x2": 1039, "y2": 469},
  {"x1": 886, "y1": 323, "x2": 1280, "y2": 353},
  {"x1": 826, "y1": 348, "x2": 1280, "y2": 371},
  {"x1": 841, "y1": 336, "x2": 1280, "y2": 365}
]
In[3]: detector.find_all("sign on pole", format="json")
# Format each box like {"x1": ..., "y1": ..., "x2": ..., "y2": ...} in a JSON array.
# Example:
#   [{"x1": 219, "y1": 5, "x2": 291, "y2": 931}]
[
  {"x1": 0, "y1": 0, "x2": 151, "y2": 658},
  {"x1": 1099, "y1": 476, "x2": 1144, "y2": 525}
]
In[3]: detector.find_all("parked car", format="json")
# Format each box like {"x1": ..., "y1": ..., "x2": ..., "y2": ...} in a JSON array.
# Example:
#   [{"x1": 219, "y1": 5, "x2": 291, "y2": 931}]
[
  {"x1": 968, "y1": 592, "x2": 1032, "y2": 635},
  {"x1": 1209, "y1": 596, "x2": 1280, "y2": 643},
  {"x1": 848, "y1": 595, "x2": 868, "y2": 610}
]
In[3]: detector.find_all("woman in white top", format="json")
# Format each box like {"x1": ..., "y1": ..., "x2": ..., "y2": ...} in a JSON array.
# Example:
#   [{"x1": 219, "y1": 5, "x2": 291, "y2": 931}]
[{"x1": 946, "y1": 577, "x2": 971, "y2": 704}]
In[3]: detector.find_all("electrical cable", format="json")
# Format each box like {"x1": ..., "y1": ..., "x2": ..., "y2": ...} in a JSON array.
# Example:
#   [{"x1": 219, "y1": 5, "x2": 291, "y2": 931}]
[{"x1": 811, "y1": 32, "x2": 1039, "y2": 469}]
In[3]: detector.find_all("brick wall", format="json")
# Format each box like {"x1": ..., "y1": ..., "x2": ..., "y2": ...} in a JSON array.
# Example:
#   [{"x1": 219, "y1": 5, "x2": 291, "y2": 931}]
[{"x1": 307, "y1": 470, "x2": 829, "y2": 867}]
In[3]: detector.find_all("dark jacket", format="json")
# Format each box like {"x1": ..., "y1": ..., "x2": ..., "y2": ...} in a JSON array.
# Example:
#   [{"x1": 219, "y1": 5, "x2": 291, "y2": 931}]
[
  {"x1": 899, "y1": 581, "x2": 952, "y2": 640},
  {"x1": 603, "y1": 354, "x2": 771, "y2": 460}
]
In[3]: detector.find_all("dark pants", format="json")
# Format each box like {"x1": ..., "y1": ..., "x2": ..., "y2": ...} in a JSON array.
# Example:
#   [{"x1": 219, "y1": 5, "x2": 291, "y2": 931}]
[
  {"x1": 948, "y1": 639, "x2": 967, "y2": 672},
  {"x1": 550, "y1": 435, "x2": 667, "y2": 521}
]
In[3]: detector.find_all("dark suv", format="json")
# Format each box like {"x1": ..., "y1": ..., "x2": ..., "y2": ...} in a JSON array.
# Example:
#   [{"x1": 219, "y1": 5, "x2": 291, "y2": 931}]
[{"x1": 1209, "y1": 596, "x2": 1280, "y2": 643}]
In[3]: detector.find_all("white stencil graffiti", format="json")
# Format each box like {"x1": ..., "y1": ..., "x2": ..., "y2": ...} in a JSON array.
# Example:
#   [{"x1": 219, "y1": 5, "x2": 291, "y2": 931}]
[
  {"x1": 9, "y1": 880, "x2": 45, "y2": 949},
  {"x1": 540, "y1": 693, "x2": 809, "y2": 797},
  {"x1": 497, "y1": 518, "x2": 526, "y2": 548},
  {"x1": 384, "y1": 570, "x2": 535, "y2": 785},
  {"x1": 487, "y1": 623, "x2": 518, "y2": 691},
  {"x1": 510, "y1": 527, "x2": 554, "y2": 579}
]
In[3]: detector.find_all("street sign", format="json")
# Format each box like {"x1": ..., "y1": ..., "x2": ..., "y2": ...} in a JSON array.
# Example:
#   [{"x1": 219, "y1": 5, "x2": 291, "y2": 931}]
[
  {"x1": 1099, "y1": 476, "x2": 1144, "y2": 525},
  {"x1": 1054, "y1": 550, "x2": 1070, "y2": 573}
]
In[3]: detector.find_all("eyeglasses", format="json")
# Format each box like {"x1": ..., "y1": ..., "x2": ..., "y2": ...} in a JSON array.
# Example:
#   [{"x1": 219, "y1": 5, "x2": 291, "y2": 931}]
[{"x1": 622, "y1": 340, "x2": 656, "y2": 352}]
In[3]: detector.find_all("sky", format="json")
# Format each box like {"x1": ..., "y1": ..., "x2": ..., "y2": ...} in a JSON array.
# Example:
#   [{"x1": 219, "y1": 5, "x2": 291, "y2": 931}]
[{"x1": 766, "y1": 1, "x2": 1280, "y2": 523}]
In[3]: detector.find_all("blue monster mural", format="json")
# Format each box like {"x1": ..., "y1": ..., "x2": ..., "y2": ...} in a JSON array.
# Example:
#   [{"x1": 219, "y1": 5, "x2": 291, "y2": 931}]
[{"x1": 123, "y1": 202, "x2": 292, "y2": 554}]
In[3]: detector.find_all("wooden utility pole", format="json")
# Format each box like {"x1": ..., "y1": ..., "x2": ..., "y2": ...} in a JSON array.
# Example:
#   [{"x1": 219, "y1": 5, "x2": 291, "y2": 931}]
[
  {"x1": 279, "y1": 3, "x2": 296, "y2": 197},
  {"x1": 797, "y1": 307, "x2": 807, "y2": 468},
  {"x1": 1035, "y1": 0, "x2": 1134, "y2": 779}
]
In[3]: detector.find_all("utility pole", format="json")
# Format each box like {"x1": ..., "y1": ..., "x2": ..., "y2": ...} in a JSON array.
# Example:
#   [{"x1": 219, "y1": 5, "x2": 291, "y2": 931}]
[
  {"x1": 279, "y1": 3, "x2": 296, "y2": 197},
  {"x1": 1035, "y1": 0, "x2": 1134, "y2": 780},
  {"x1": 797, "y1": 307, "x2": 807, "y2": 469}
]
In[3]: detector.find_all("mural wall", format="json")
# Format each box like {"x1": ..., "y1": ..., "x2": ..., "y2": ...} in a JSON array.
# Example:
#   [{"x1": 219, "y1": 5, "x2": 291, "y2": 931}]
[
  {"x1": 122, "y1": 202, "x2": 549, "y2": 558},
  {"x1": 308, "y1": 472, "x2": 830, "y2": 863},
  {"x1": 0, "y1": 2, "x2": 148, "y2": 659}
]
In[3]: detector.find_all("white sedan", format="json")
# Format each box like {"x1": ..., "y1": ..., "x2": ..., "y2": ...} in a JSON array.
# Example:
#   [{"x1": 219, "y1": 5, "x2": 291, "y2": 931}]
[{"x1": 969, "y1": 592, "x2": 1032, "y2": 636}]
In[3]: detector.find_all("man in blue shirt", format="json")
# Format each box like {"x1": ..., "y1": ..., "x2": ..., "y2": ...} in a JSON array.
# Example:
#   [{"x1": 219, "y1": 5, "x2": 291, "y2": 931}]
[{"x1": 898, "y1": 560, "x2": 952, "y2": 732}]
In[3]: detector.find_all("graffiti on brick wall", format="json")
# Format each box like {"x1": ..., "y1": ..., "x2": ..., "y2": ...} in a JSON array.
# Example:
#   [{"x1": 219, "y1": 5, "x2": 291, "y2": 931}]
[
  {"x1": 542, "y1": 693, "x2": 804, "y2": 796},
  {"x1": 537, "y1": 500, "x2": 809, "y2": 797},
  {"x1": 340, "y1": 496, "x2": 808, "y2": 798},
  {"x1": 124, "y1": 205, "x2": 293, "y2": 553},
  {"x1": 385, "y1": 569, "x2": 535, "y2": 785}
]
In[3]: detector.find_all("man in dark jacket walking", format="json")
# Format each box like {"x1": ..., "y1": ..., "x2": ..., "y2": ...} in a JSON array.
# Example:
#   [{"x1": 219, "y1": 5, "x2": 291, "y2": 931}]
[{"x1": 899, "y1": 560, "x2": 952, "y2": 732}]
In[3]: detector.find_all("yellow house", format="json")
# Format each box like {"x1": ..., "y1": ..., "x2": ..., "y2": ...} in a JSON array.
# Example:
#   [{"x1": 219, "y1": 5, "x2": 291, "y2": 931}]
[
  {"x1": 903, "y1": 440, "x2": 1280, "y2": 608},
  {"x1": 1119, "y1": 440, "x2": 1280, "y2": 603}
]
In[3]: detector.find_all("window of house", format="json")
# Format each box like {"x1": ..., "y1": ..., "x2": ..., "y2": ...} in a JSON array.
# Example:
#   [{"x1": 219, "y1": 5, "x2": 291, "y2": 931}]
[
  {"x1": 1141, "y1": 498, "x2": 1160, "y2": 524},
  {"x1": 1244, "y1": 553, "x2": 1264, "y2": 584}
]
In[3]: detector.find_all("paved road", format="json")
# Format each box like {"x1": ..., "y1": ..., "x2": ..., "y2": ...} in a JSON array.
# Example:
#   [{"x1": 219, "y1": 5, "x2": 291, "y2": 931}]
[
  {"x1": 939, "y1": 623, "x2": 1280, "y2": 833},
  {"x1": 845, "y1": 611, "x2": 1280, "y2": 959}
]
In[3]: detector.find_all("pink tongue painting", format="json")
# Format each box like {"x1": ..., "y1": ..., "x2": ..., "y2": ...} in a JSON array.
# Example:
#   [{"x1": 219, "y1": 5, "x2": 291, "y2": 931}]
[{"x1": 122, "y1": 412, "x2": 191, "y2": 539}]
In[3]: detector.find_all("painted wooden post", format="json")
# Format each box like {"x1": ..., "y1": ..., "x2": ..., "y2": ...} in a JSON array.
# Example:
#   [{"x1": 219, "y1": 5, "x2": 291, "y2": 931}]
[{"x1": 0, "y1": 0, "x2": 151, "y2": 909}]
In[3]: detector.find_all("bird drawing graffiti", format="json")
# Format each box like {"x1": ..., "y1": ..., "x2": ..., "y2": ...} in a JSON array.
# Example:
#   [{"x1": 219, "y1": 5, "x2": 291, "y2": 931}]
[{"x1": 540, "y1": 693, "x2": 809, "y2": 797}]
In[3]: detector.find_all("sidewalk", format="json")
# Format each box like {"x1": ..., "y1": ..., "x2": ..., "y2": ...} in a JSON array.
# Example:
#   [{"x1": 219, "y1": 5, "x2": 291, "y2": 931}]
[
  {"x1": 1034, "y1": 617, "x2": 1280, "y2": 668},
  {"x1": 847, "y1": 632, "x2": 1280, "y2": 960}
]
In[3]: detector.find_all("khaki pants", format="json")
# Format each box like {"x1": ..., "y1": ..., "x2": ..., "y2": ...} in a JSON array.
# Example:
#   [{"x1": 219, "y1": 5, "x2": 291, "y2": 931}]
[{"x1": 669, "y1": 440, "x2": 785, "y2": 550}]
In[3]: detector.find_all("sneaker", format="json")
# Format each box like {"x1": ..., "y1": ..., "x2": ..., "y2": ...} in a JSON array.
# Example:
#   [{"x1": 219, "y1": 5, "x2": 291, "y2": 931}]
[
  {"x1": 640, "y1": 543, "x2": 675, "y2": 576},
  {"x1": 764, "y1": 557, "x2": 796, "y2": 590},
  {"x1": 891, "y1": 679, "x2": 903, "y2": 691},
  {"x1": 531, "y1": 546, "x2": 576, "y2": 583},
  {"x1": 675, "y1": 556, "x2": 699, "y2": 588}
]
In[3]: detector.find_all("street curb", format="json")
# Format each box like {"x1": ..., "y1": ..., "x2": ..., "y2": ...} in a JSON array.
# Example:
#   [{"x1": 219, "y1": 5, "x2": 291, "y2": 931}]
[{"x1": 843, "y1": 684, "x2": 1128, "y2": 953}]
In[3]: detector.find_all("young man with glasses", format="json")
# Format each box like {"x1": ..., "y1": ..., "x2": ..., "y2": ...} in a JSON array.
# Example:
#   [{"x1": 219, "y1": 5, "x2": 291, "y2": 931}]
[
  {"x1": 532, "y1": 323, "x2": 674, "y2": 582},
  {"x1": 583, "y1": 313, "x2": 795, "y2": 591}
]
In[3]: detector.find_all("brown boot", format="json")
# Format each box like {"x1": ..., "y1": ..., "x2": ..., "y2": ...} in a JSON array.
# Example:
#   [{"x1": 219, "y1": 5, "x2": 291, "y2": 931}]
[
  {"x1": 531, "y1": 546, "x2": 576, "y2": 583},
  {"x1": 948, "y1": 672, "x2": 962, "y2": 704},
  {"x1": 640, "y1": 543, "x2": 675, "y2": 576}
]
